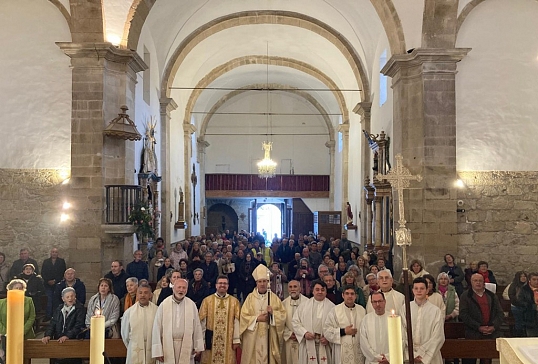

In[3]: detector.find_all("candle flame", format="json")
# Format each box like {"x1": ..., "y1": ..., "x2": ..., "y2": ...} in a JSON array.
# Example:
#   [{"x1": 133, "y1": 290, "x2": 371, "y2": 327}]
[
  {"x1": 95, "y1": 309, "x2": 101, "y2": 316},
  {"x1": 391, "y1": 309, "x2": 395, "y2": 315}
]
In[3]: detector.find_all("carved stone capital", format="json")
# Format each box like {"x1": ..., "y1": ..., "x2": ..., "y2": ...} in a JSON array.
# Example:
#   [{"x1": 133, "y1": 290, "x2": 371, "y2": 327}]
[
  {"x1": 352, "y1": 102, "x2": 372, "y2": 120},
  {"x1": 160, "y1": 98, "x2": 178, "y2": 115},
  {"x1": 183, "y1": 124, "x2": 197, "y2": 135}
]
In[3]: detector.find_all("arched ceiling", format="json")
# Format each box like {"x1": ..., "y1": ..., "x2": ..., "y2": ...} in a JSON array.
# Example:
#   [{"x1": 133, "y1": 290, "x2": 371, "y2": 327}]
[{"x1": 130, "y1": 0, "x2": 390, "y2": 136}]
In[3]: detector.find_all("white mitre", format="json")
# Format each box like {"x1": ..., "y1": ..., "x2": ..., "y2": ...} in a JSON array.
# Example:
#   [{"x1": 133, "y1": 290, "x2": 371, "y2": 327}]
[{"x1": 252, "y1": 264, "x2": 271, "y2": 281}]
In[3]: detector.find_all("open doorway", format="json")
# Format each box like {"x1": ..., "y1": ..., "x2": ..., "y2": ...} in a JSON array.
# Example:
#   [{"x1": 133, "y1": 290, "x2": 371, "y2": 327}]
[{"x1": 256, "y1": 204, "x2": 281, "y2": 244}]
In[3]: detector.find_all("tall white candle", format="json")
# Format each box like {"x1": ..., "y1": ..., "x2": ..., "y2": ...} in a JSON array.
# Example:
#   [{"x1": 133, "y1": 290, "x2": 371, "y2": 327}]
[
  {"x1": 90, "y1": 310, "x2": 105, "y2": 364},
  {"x1": 388, "y1": 310, "x2": 403, "y2": 364}
]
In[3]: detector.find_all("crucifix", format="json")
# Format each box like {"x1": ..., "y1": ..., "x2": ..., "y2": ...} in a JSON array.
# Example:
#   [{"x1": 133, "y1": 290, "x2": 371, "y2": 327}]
[
  {"x1": 191, "y1": 164, "x2": 198, "y2": 225},
  {"x1": 376, "y1": 153, "x2": 422, "y2": 364}
]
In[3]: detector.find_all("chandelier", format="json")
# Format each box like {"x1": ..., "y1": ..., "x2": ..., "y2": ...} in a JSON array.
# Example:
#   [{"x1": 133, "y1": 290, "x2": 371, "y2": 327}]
[{"x1": 257, "y1": 43, "x2": 277, "y2": 179}]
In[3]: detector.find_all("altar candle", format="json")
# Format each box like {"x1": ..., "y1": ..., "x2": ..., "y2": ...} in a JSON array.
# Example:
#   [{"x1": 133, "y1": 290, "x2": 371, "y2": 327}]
[
  {"x1": 7, "y1": 289, "x2": 24, "y2": 364},
  {"x1": 388, "y1": 310, "x2": 403, "y2": 364},
  {"x1": 90, "y1": 310, "x2": 105, "y2": 364}
]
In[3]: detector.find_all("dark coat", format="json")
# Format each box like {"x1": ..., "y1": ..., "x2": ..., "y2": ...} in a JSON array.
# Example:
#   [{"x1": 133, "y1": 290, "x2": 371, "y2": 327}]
[
  {"x1": 187, "y1": 278, "x2": 210, "y2": 309},
  {"x1": 439, "y1": 264, "x2": 465, "y2": 295},
  {"x1": 41, "y1": 258, "x2": 67, "y2": 290},
  {"x1": 517, "y1": 284, "x2": 538, "y2": 329},
  {"x1": 200, "y1": 261, "x2": 218, "y2": 287},
  {"x1": 459, "y1": 288, "x2": 504, "y2": 339},
  {"x1": 44, "y1": 302, "x2": 86, "y2": 339},
  {"x1": 125, "y1": 260, "x2": 149, "y2": 281},
  {"x1": 53, "y1": 278, "x2": 87, "y2": 308},
  {"x1": 104, "y1": 270, "x2": 128, "y2": 300}
]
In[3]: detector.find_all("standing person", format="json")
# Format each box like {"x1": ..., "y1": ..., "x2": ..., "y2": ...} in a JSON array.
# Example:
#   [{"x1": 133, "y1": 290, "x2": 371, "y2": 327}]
[
  {"x1": 148, "y1": 237, "x2": 168, "y2": 260},
  {"x1": 508, "y1": 271, "x2": 528, "y2": 337},
  {"x1": 0, "y1": 253, "x2": 8, "y2": 293},
  {"x1": 436, "y1": 272, "x2": 460, "y2": 322},
  {"x1": 199, "y1": 276, "x2": 241, "y2": 364},
  {"x1": 201, "y1": 253, "x2": 219, "y2": 292},
  {"x1": 104, "y1": 260, "x2": 128, "y2": 300},
  {"x1": 239, "y1": 264, "x2": 286, "y2": 364},
  {"x1": 53, "y1": 268, "x2": 86, "y2": 309},
  {"x1": 323, "y1": 274, "x2": 343, "y2": 305},
  {"x1": 360, "y1": 291, "x2": 395, "y2": 364},
  {"x1": 459, "y1": 274, "x2": 503, "y2": 364},
  {"x1": 41, "y1": 247, "x2": 67, "y2": 321},
  {"x1": 9, "y1": 248, "x2": 39, "y2": 278},
  {"x1": 151, "y1": 278, "x2": 204, "y2": 364},
  {"x1": 402, "y1": 278, "x2": 445, "y2": 364},
  {"x1": 324, "y1": 285, "x2": 367, "y2": 364},
  {"x1": 292, "y1": 280, "x2": 336, "y2": 364},
  {"x1": 186, "y1": 268, "x2": 210, "y2": 309},
  {"x1": 170, "y1": 242, "x2": 188, "y2": 270},
  {"x1": 157, "y1": 270, "x2": 182, "y2": 305},
  {"x1": 238, "y1": 252, "x2": 257, "y2": 300},
  {"x1": 295, "y1": 258, "x2": 315, "y2": 297},
  {"x1": 269, "y1": 262, "x2": 287, "y2": 300},
  {"x1": 121, "y1": 281, "x2": 158, "y2": 364},
  {"x1": 517, "y1": 272, "x2": 538, "y2": 337},
  {"x1": 126, "y1": 250, "x2": 149, "y2": 281},
  {"x1": 282, "y1": 280, "x2": 309, "y2": 364},
  {"x1": 366, "y1": 270, "x2": 405, "y2": 315},
  {"x1": 439, "y1": 254, "x2": 465, "y2": 296},
  {"x1": 42, "y1": 287, "x2": 86, "y2": 364}
]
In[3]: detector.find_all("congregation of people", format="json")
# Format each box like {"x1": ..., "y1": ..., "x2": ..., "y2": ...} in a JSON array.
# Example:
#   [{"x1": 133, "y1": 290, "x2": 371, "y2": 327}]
[{"x1": 0, "y1": 231, "x2": 536, "y2": 364}]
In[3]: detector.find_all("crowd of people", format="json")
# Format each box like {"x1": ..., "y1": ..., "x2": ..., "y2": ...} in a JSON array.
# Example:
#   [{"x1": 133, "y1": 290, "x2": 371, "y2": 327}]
[{"x1": 0, "y1": 231, "x2": 536, "y2": 364}]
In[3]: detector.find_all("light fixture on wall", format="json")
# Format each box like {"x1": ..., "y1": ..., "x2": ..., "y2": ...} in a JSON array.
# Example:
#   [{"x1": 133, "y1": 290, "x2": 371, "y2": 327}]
[
  {"x1": 103, "y1": 105, "x2": 142, "y2": 141},
  {"x1": 257, "y1": 43, "x2": 277, "y2": 179}
]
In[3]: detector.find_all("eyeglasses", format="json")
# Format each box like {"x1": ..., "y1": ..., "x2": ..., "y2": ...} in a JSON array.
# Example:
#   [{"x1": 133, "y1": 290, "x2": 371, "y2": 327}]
[{"x1": 371, "y1": 300, "x2": 385, "y2": 305}]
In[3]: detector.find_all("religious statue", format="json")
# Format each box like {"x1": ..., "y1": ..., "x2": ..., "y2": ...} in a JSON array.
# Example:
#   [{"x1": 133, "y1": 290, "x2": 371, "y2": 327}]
[
  {"x1": 346, "y1": 202, "x2": 353, "y2": 224},
  {"x1": 141, "y1": 116, "x2": 158, "y2": 174}
]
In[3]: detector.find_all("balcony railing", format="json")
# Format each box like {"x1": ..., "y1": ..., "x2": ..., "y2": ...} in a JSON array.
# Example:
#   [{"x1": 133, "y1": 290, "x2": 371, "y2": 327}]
[{"x1": 104, "y1": 185, "x2": 141, "y2": 224}]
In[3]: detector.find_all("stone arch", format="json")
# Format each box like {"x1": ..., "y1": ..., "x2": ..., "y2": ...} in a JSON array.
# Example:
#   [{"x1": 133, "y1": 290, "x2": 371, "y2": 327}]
[
  {"x1": 159, "y1": 11, "x2": 370, "y2": 102},
  {"x1": 183, "y1": 55, "x2": 349, "y2": 126},
  {"x1": 48, "y1": 0, "x2": 73, "y2": 33},
  {"x1": 368, "y1": 0, "x2": 406, "y2": 54},
  {"x1": 198, "y1": 83, "x2": 335, "y2": 143},
  {"x1": 422, "y1": 0, "x2": 459, "y2": 48},
  {"x1": 456, "y1": 0, "x2": 487, "y2": 37},
  {"x1": 207, "y1": 203, "x2": 239, "y2": 234}
]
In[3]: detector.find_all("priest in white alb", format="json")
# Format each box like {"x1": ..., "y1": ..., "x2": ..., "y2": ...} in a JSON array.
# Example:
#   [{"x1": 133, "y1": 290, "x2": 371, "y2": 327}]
[
  {"x1": 152, "y1": 278, "x2": 204, "y2": 364},
  {"x1": 360, "y1": 291, "x2": 400, "y2": 364},
  {"x1": 292, "y1": 279, "x2": 335, "y2": 364},
  {"x1": 324, "y1": 285, "x2": 366, "y2": 364},
  {"x1": 199, "y1": 275, "x2": 241, "y2": 364},
  {"x1": 282, "y1": 280, "x2": 309, "y2": 364},
  {"x1": 240, "y1": 264, "x2": 286, "y2": 364},
  {"x1": 402, "y1": 277, "x2": 445, "y2": 364},
  {"x1": 122, "y1": 280, "x2": 158, "y2": 364},
  {"x1": 366, "y1": 270, "x2": 405, "y2": 315}
]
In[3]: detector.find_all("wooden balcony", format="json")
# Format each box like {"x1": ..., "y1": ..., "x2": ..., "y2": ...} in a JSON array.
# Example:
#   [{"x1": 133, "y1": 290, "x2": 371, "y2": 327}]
[
  {"x1": 205, "y1": 174, "x2": 330, "y2": 198},
  {"x1": 104, "y1": 185, "x2": 141, "y2": 224}
]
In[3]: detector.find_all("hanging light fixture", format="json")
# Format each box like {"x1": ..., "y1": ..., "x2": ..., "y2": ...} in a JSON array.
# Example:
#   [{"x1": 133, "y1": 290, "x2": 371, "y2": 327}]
[
  {"x1": 257, "y1": 43, "x2": 277, "y2": 179},
  {"x1": 103, "y1": 105, "x2": 142, "y2": 141}
]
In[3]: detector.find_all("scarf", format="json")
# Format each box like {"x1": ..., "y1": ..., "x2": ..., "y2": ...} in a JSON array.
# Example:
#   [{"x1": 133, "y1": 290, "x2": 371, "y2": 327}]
[
  {"x1": 438, "y1": 285, "x2": 448, "y2": 297},
  {"x1": 479, "y1": 270, "x2": 490, "y2": 283},
  {"x1": 124, "y1": 292, "x2": 136, "y2": 311}
]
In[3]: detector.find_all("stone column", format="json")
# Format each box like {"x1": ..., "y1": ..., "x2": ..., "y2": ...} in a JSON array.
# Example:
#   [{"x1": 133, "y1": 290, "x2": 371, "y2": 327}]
[
  {"x1": 363, "y1": 179, "x2": 375, "y2": 250},
  {"x1": 382, "y1": 48, "x2": 470, "y2": 262},
  {"x1": 159, "y1": 97, "x2": 178, "y2": 245},
  {"x1": 337, "y1": 124, "x2": 350, "y2": 225},
  {"x1": 183, "y1": 124, "x2": 197, "y2": 236},
  {"x1": 57, "y1": 42, "x2": 147, "y2": 287},
  {"x1": 197, "y1": 139, "x2": 210, "y2": 233},
  {"x1": 325, "y1": 140, "x2": 336, "y2": 210},
  {"x1": 354, "y1": 102, "x2": 372, "y2": 246}
]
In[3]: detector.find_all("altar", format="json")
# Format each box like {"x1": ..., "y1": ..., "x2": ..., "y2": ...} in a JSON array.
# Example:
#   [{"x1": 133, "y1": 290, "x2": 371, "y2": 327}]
[{"x1": 497, "y1": 338, "x2": 538, "y2": 364}]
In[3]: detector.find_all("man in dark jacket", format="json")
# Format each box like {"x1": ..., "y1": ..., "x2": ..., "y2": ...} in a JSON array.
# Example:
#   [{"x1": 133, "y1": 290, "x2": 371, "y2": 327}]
[
  {"x1": 459, "y1": 273, "x2": 504, "y2": 364},
  {"x1": 41, "y1": 248, "x2": 67, "y2": 320},
  {"x1": 201, "y1": 252, "x2": 218, "y2": 291},
  {"x1": 53, "y1": 268, "x2": 86, "y2": 310},
  {"x1": 104, "y1": 260, "x2": 128, "y2": 300},
  {"x1": 517, "y1": 271, "x2": 538, "y2": 337},
  {"x1": 9, "y1": 248, "x2": 39, "y2": 278},
  {"x1": 125, "y1": 250, "x2": 149, "y2": 281}
]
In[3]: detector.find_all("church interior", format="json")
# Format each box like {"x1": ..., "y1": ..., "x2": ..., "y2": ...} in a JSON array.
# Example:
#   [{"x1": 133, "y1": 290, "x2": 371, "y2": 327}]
[{"x1": 1, "y1": 0, "x2": 538, "y2": 297}]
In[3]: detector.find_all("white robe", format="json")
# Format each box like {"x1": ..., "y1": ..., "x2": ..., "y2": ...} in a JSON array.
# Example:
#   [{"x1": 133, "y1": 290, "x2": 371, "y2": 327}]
[
  {"x1": 292, "y1": 297, "x2": 335, "y2": 364},
  {"x1": 122, "y1": 302, "x2": 158, "y2": 364},
  {"x1": 282, "y1": 294, "x2": 309, "y2": 364},
  {"x1": 152, "y1": 296, "x2": 204, "y2": 364},
  {"x1": 402, "y1": 300, "x2": 445, "y2": 364},
  {"x1": 365, "y1": 289, "x2": 405, "y2": 315},
  {"x1": 323, "y1": 303, "x2": 366, "y2": 364},
  {"x1": 359, "y1": 312, "x2": 394, "y2": 364}
]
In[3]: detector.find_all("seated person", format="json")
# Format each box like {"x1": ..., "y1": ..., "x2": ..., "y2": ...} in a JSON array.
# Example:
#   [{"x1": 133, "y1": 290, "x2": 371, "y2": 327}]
[
  {"x1": 0, "y1": 279, "x2": 36, "y2": 339},
  {"x1": 85, "y1": 278, "x2": 120, "y2": 338},
  {"x1": 18, "y1": 263, "x2": 45, "y2": 310},
  {"x1": 42, "y1": 287, "x2": 86, "y2": 364}
]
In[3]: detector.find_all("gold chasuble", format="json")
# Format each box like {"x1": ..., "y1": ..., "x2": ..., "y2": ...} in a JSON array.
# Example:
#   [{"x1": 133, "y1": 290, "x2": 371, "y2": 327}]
[{"x1": 199, "y1": 293, "x2": 241, "y2": 364}]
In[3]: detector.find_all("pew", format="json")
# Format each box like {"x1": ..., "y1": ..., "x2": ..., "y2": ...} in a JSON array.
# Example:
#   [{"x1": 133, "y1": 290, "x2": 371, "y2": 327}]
[
  {"x1": 23, "y1": 339, "x2": 127, "y2": 364},
  {"x1": 441, "y1": 339, "x2": 499, "y2": 359}
]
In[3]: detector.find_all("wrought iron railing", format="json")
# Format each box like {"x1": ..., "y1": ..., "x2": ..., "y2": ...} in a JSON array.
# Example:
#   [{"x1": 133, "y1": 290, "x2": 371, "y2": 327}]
[{"x1": 104, "y1": 185, "x2": 141, "y2": 224}]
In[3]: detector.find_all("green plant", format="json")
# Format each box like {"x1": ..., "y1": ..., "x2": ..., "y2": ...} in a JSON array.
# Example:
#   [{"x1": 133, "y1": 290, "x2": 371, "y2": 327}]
[{"x1": 128, "y1": 203, "x2": 155, "y2": 239}]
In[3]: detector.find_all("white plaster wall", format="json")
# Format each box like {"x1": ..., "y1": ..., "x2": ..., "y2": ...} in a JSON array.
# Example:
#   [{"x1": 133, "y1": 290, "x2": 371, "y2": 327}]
[
  {"x1": 0, "y1": 1, "x2": 71, "y2": 169},
  {"x1": 391, "y1": 0, "x2": 424, "y2": 50},
  {"x1": 168, "y1": 108, "x2": 186, "y2": 243},
  {"x1": 456, "y1": 0, "x2": 538, "y2": 171},
  {"x1": 302, "y1": 198, "x2": 330, "y2": 213},
  {"x1": 103, "y1": 0, "x2": 132, "y2": 44}
]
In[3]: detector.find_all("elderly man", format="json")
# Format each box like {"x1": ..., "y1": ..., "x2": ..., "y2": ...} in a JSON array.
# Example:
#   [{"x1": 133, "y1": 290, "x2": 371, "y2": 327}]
[
  {"x1": 360, "y1": 291, "x2": 395, "y2": 364},
  {"x1": 53, "y1": 268, "x2": 86, "y2": 309},
  {"x1": 323, "y1": 274, "x2": 343, "y2": 305},
  {"x1": 152, "y1": 278, "x2": 204, "y2": 364},
  {"x1": 122, "y1": 280, "x2": 158, "y2": 364},
  {"x1": 460, "y1": 273, "x2": 503, "y2": 364},
  {"x1": 41, "y1": 248, "x2": 67, "y2": 321},
  {"x1": 282, "y1": 280, "x2": 309, "y2": 364},
  {"x1": 9, "y1": 248, "x2": 39, "y2": 277},
  {"x1": 366, "y1": 270, "x2": 405, "y2": 315},
  {"x1": 199, "y1": 275, "x2": 241, "y2": 364},
  {"x1": 292, "y1": 280, "x2": 335, "y2": 364},
  {"x1": 126, "y1": 250, "x2": 149, "y2": 281},
  {"x1": 324, "y1": 285, "x2": 366, "y2": 364},
  {"x1": 240, "y1": 264, "x2": 286, "y2": 364}
]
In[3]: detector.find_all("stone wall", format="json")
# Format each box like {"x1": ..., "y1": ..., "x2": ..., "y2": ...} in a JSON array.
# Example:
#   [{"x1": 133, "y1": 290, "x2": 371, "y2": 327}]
[
  {"x1": 0, "y1": 169, "x2": 69, "y2": 269},
  {"x1": 457, "y1": 171, "x2": 538, "y2": 285}
]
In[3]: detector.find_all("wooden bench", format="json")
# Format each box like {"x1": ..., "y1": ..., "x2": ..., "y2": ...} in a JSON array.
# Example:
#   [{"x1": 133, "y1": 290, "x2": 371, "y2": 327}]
[
  {"x1": 23, "y1": 339, "x2": 127, "y2": 364},
  {"x1": 442, "y1": 339, "x2": 498, "y2": 359}
]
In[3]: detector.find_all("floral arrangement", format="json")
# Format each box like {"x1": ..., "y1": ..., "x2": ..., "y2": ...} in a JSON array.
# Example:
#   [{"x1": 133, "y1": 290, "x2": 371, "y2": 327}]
[{"x1": 128, "y1": 203, "x2": 155, "y2": 239}]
